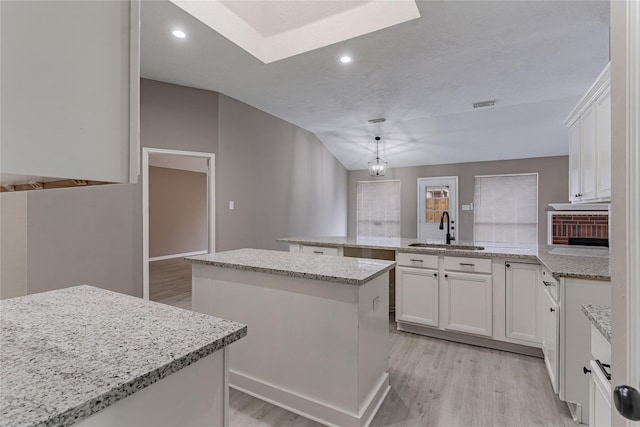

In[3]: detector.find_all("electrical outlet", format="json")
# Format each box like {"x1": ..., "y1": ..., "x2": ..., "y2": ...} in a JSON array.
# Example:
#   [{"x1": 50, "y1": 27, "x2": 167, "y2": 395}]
[{"x1": 229, "y1": 201, "x2": 234, "y2": 210}]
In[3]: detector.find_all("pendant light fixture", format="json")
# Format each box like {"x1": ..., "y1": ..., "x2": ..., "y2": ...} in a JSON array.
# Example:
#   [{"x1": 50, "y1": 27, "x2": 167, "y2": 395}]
[{"x1": 368, "y1": 136, "x2": 388, "y2": 176}]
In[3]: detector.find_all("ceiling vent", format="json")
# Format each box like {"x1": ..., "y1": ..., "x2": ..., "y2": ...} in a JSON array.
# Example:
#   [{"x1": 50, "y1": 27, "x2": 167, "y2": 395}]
[
  {"x1": 368, "y1": 118, "x2": 386, "y2": 124},
  {"x1": 472, "y1": 100, "x2": 497, "y2": 109}
]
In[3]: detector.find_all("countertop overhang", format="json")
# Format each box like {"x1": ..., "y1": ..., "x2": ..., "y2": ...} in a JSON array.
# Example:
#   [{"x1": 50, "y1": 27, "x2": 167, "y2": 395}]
[
  {"x1": 0, "y1": 285, "x2": 246, "y2": 427},
  {"x1": 278, "y1": 236, "x2": 611, "y2": 281},
  {"x1": 186, "y1": 248, "x2": 396, "y2": 286}
]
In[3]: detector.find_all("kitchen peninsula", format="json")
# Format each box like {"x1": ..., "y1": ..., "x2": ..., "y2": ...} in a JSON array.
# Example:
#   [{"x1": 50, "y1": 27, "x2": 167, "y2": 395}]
[
  {"x1": 186, "y1": 248, "x2": 395, "y2": 427},
  {"x1": 0, "y1": 286, "x2": 246, "y2": 427},
  {"x1": 280, "y1": 236, "x2": 611, "y2": 423}
]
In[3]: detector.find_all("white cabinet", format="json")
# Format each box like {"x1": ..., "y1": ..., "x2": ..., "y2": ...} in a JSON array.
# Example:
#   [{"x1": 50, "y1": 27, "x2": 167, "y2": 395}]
[
  {"x1": 505, "y1": 262, "x2": 541, "y2": 344},
  {"x1": 589, "y1": 361, "x2": 611, "y2": 427},
  {"x1": 542, "y1": 287, "x2": 560, "y2": 394},
  {"x1": 396, "y1": 266, "x2": 439, "y2": 327},
  {"x1": 595, "y1": 88, "x2": 611, "y2": 199},
  {"x1": 568, "y1": 121, "x2": 583, "y2": 203},
  {"x1": 0, "y1": 1, "x2": 140, "y2": 185},
  {"x1": 444, "y1": 271, "x2": 492, "y2": 337},
  {"x1": 564, "y1": 63, "x2": 611, "y2": 203}
]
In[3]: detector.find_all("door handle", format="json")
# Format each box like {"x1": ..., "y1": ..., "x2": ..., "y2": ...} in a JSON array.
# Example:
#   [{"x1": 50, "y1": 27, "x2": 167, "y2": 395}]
[
  {"x1": 613, "y1": 385, "x2": 640, "y2": 421},
  {"x1": 313, "y1": 251, "x2": 324, "y2": 255}
]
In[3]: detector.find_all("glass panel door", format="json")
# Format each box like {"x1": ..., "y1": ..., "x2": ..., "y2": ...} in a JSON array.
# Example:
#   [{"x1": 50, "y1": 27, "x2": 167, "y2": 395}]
[{"x1": 418, "y1": 177, "x2": 458, "y2": 241}]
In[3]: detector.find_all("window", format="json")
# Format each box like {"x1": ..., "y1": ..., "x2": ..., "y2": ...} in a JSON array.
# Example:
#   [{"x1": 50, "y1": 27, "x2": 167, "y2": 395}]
[
  {"x1": 356, "y1": 180, "x2": 401, "y2": 238},
  {"x1": 474, "y1": 174, "x2": 538, "y2": 244}
]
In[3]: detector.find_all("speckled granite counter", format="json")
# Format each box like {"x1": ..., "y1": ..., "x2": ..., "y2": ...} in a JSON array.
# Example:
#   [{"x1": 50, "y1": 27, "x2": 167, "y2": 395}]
[
  {"x1": 279, "y1": 236, "x2": 611, "y2": 281},
  {"x1": 187, "y1": 248, "x2": 396, "y2": 285},
  {"x1": 582, "y1": 304, "x2": 612, "y2": 342},
  {"x1": 0, "y1": 285, "x2": 246, "y2": 427}
]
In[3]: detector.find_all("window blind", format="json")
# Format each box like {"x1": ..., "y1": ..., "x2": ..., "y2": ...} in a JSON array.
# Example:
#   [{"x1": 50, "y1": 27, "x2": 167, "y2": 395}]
[
  {"x1": 356, "y1": 180, "x2": 401, "y2": 238},
  {"x1": 473, "y1": 174, "x2": 538, "y2": 244}
]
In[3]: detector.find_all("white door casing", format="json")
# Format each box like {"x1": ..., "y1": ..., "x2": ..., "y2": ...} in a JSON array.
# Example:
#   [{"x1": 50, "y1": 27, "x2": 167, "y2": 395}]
[
  {"x1": 611, "y1": 1, "x2": 640, "y2": 425},
  {"x1": 417, "y1": 176, "x2": 458, "y2": 241},
  {"x1": 142, "y1": 148, "x2": 215, "y2": 300}
]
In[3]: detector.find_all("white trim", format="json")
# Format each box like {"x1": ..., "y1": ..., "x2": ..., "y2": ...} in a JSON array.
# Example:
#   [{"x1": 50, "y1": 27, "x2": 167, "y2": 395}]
[
  {"x1": 149, "y1": 250, "x2": 207, "y2": 262},
  {"x1": 626, "y1": 0, "x2": 640, "y2": 415},
  {"x1": 229, "y1": 370, "x2": 390, "y2": 427},
  {"x1": 142, "y1": 148, "x2": 215, "y2": 301},
  {"x1": 417, "y1": 176, "x2": 459, "y2": 241}
]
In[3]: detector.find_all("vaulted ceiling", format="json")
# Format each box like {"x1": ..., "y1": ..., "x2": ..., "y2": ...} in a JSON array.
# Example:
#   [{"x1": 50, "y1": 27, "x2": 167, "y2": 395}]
[{"x1": 140, "y1": 0, "x2": 610, "y2": 170}]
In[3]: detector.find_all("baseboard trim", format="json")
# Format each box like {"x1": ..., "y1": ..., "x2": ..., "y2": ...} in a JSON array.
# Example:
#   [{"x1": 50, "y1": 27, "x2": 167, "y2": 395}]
[
  {"x1": 396, "y1": 322, "x2": 543, "y2": 358},
  {"x1": 149, "y1": 250, "x2": 207, "y2": 262},
  {"x1": 229, "y1": 370, "x2": 389, "y2": 427}
]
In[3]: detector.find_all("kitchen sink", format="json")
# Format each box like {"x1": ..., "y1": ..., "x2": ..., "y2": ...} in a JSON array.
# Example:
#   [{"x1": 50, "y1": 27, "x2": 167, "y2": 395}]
[{"x1": 408, "y1": 243, "x2": 485, "y2": 250}]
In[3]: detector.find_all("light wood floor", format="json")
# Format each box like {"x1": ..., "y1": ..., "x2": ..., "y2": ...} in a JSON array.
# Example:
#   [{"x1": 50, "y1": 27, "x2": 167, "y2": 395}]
[{"x1": 151, "y1": 258, "x2": 575, "y2": 427}]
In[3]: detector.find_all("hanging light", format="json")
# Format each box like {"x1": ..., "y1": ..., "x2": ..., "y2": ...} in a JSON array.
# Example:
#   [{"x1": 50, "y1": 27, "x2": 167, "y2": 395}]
[{"x1": 368, "y1": 136, "x2": 388, "y2": 176}]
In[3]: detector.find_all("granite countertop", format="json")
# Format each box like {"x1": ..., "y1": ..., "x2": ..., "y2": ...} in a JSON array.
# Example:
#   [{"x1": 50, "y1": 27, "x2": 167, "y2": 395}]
[
  {"x1": 0, "y1": 285, "x2": 247, "y2": 427},
  {"x1": 186, "y1": 248, "x2": 396, "y2": 286},
  {"x1": 582, "y1": 304, "x2": 612, "y2": 343},
  {"x1": 278, "y1": 236, "x2": 611, "y2": 281}
]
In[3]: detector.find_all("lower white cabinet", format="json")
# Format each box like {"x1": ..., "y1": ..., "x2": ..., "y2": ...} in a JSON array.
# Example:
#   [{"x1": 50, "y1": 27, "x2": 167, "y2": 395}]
[
  {"x1": 589, "y1": 360, "x2": 611, "y2": 427},
  {"x1": 396, "y1": 266, "x2": 439, "y2": 327},
  {"x1": 542, "y1": 287, "x2": 560, "y2": 394},
  {"x1": 505, "y1": 262, "x2": 541, "y2": 344},
  {"x1": 444, "y1": 271, "x2": 492, "y2": 337}
]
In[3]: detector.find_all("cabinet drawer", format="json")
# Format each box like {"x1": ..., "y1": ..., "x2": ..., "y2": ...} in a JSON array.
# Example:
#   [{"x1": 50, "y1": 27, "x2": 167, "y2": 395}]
[
  {"x1": 301, "y1": 245, "x2": 339, "y2": 256},
  {"x1": 397, "y1": 253, "x2": 439, "y2": 269},
  {"x1": 443, "y1": 256, "x2": 491, "y2": 274},
  {"x1": 540, "y1": 266, "x2": 559, "y2": 302}
]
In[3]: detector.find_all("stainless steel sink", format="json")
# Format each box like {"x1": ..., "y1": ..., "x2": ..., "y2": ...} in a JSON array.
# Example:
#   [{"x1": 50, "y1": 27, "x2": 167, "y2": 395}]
[{"x1": 408, "y1": 243, "x2": 485, "y2": 250}]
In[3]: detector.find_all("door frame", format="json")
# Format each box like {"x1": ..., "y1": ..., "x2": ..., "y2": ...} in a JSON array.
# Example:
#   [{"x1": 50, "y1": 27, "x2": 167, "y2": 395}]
[
  {"x1": 417, "y1": 176, "x2": 459, "y2": 241},
  {"x1": 142, "y1": 147, "x2": 215, "y2": 301},
  {"x1": 611, "y1": 1, "x2": 639, "y2": 425}
]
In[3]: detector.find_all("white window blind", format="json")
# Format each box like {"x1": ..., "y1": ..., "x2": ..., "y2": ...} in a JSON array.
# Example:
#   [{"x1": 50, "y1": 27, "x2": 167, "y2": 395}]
[
  {"x1": 357, "y1": 180, "x2": 401, "y2": 238},
  {"x1": 474, "y1": 174, "x2": 538, "y2": 244}
]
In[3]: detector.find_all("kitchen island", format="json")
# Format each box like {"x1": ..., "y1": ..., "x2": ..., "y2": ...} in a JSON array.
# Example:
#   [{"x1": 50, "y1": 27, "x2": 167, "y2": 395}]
[
  {"x1": 0, "y1": 285, "x2": 246, "y2": 427},
  {"x1": 186, "y1": 248, "x2": 395, "y2": 427}
]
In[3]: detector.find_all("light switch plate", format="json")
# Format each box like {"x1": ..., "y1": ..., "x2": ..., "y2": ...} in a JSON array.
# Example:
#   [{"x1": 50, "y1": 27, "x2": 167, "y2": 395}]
[{"x1": 229, "y1": 201, "x2": 234, "y2": 210}]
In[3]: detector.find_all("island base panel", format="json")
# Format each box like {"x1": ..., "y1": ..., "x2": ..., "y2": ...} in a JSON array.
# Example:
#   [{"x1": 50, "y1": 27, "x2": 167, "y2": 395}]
[{"x1": 77, "y1": 349, "x2": 228, "y2": 427}]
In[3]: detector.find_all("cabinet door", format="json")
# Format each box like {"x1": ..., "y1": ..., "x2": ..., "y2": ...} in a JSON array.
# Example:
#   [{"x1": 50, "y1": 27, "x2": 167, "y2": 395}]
[
  {"x1": 568, "y1": 121, "x2": 582, "y2": 202},
  {"x1": 444, "y1": 272, "x2": 492, "y2": 337},
  {"x1": 543, "y1": 289, "x2": 560, "y2": 394},
  {"x1": 580, "y1": 104, "x2": 598, "y2": 201},
  {"x1": 596, "y1": 88, "x2": 611, "y2": 200},
  {"x1": 396, "y1": 266, "x2": 439, "y2": 327},
  {"x1": 505, "y1": 263, "x2": 541, "y2": 344},
  {"x1": 0, "y1": 1, "x2": 140, "y2": 184},
  {"x1": 589, "y1": 360, "x2": 612, "y2": 427}
]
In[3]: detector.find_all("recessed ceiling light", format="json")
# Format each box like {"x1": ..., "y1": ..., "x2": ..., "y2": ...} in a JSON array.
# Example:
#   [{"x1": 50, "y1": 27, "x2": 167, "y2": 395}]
[
  {"x1": 172, "y1": 29, "x2": 187, "y2": 39},
  {"x1": 340, "y1": 55, "x2": 352, "y2": 64}
]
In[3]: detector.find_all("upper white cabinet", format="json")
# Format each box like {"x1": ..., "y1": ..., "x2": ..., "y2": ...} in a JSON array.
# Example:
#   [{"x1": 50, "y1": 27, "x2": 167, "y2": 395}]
[
  {"x1": 0, "y1": 1, "x2": 140, "y2": 184},
  {"x1": 564, "y1": 63, "x2": 611, "y2": 203}
]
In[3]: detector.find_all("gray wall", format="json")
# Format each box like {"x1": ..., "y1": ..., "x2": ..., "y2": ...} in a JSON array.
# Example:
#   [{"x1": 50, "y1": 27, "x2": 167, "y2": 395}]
[
  {"x1": 348, "y1": 156, "x2": 569, "y2": 244},
  {"x1": 26, "y1": 184, "x2": 140, "y2": 296},
  {"x1": 217, "y1": 94, "x2": 348, "y2": 252},
  {"x1": 149, "y1": 166, "x2": 207, "y2": 258},
  {"x1": 0, "y1": 79, "x2": 348, "y2": 297},
  {"x1": 0, "y1": 192, "x2": 28, "y2": 299}
]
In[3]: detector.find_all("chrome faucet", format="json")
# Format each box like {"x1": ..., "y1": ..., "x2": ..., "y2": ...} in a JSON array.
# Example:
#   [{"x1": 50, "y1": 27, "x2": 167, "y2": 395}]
[{"x1": 439, "y1": 211, "x2": 455, "y2": 244}]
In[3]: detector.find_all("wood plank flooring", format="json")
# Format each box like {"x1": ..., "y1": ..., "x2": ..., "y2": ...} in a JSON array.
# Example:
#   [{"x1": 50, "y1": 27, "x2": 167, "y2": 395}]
[{"x1": 151, "y1": 258, "x2": 575, "y2": 427}]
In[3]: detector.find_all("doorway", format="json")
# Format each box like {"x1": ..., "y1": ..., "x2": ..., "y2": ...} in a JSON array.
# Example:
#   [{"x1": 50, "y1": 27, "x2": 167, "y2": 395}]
[
  {"x1": 142, "y1": 148, "x2": 215, "y2": 302},
  {"x1": 417, "y1": 176, "x2": 458, "y2": 241}
]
